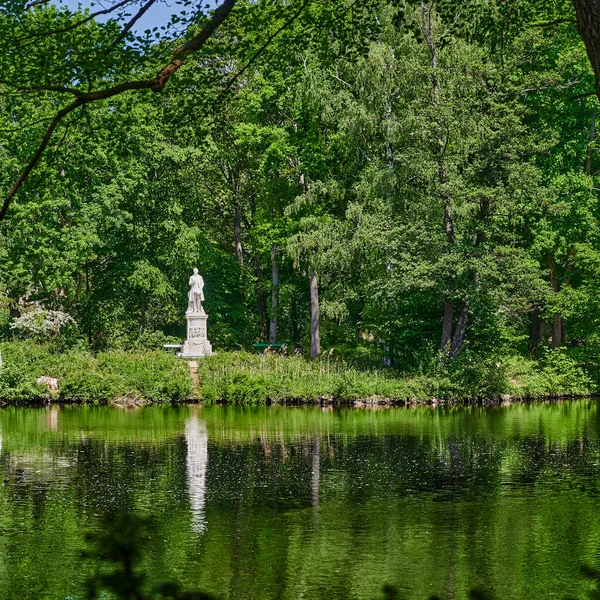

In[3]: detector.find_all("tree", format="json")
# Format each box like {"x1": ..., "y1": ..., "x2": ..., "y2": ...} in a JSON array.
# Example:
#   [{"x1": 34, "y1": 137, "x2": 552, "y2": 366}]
[{"x1": 0, "y1": 0, "x2": 321, "y2": 219}]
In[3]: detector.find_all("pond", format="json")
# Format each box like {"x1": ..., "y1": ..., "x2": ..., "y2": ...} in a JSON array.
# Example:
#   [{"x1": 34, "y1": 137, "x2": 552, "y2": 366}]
[{"x1": 1, "y1": 402, "x2": 600, "y2": 599}]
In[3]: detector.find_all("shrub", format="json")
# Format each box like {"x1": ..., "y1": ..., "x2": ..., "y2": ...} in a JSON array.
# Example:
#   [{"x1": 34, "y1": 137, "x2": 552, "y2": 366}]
[
  {"x1": 60, "y1": 371, "x2": 119, "y2": 403},
  {"x1": 224, "y1": 373, "x2": 269, "y2": 405},
  {"x1": 523, "y1": 347, "x2": 592, "y2": 397},
  {"x1": 10, "y1": 308, "x2": 76, "y2": 343},
  {"x1": 0, "y1": 342, "x2": 192, "y2": 404},
  {"x1": 0, "y1": 361, "x2": 45, "y2": 402}
]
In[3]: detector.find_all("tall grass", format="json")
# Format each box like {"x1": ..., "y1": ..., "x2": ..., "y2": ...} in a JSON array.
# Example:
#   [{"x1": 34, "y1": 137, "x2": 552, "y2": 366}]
[
  {"x1": 197, "y1": 352, "x2": 428, "y2": 404},
  {"x1": 0, "y1": 341, "x2": 192, "y2": 404},
  {"x1": 0, "y1": 343, "x2": 595, "y2": 405},
  {"x1": 197, "y1": 350, "x2": 597, "y2": 405}
]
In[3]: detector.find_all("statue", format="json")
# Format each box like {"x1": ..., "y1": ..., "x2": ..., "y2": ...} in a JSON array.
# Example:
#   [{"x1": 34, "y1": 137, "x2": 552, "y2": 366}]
[
  {"x1": 180, "y1": 267, "x2": 212, "y2": 357},
  {"x1": 187, "y1": 268, "x2": 205, "y2": 314}
]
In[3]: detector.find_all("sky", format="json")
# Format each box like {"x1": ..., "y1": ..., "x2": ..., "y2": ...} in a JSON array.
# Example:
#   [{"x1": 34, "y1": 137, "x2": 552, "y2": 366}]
[{"x1": 56, "y1": 0, "x2": 196, "y2": 34}]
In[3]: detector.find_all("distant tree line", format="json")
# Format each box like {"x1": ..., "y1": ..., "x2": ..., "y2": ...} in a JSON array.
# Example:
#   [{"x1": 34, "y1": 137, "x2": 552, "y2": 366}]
[{"x1": 1, "y1": 0, "x2": 600, "y2": 369}]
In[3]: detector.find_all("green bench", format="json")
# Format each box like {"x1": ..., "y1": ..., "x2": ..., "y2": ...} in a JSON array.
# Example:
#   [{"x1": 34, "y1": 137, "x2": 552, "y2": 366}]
[{"x1": 252, "y1": 343, "x2": 286, "y2": 352}]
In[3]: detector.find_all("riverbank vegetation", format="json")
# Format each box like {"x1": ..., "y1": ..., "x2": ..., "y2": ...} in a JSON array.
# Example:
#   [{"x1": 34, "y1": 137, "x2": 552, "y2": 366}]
[
  {"x1": 0, "y1": 342, "x2": 191, "y2": 404},
  {"x1": 197, "y1": 349, "x2": 596, "y2": 404},
  {"x1": 0, "y1": 342, "x2": 596, "y2": 405},
  {"x1": 2, "y1": 1, "x2": 600, "y2": 402}
]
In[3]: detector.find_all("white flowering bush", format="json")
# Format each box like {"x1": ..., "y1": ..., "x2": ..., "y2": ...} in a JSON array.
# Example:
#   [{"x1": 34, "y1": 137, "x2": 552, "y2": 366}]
[{"x1": 10, "y1": 309, "x2": 76, "y2": 342}]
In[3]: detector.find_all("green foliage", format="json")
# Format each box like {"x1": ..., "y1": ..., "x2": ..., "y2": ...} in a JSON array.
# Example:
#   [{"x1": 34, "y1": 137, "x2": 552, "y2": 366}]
[
  {"x1": 506, "y1": 348, "x2": 593, "y2": 397},
  {"x1": 10, "y1": 308, "x2": 77, "y2": 343},
  {"x1": 422, "y1": 351, "x2": 511, "y2": 400},
  {"x1": 0, "y1": 342, "x2": 192, "y2": 404},
  {"x1": 61, "y1": 371, "x2": 119, "y2": 404},
  {"x1": 196, "y1": 351, "x2": 457, "y2": 404},
  {"x1": 0, "y1": 361, "x2": 45, "y2": 403},
  {"x1": 1, "y1": 0, "x2": 600, "y2": 394}
]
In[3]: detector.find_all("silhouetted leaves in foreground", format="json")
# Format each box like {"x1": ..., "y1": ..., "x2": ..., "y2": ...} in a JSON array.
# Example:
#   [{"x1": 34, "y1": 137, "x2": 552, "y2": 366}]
[{"x1": 84, "y1": 513, "x2": 216, "y2": 600}]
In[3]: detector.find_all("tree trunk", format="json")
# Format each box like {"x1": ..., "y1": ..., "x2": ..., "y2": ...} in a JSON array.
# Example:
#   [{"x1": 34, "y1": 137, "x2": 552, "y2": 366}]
[
  {"x1": 290, "y1": 297, "x2": 301, "y2": 350},
  {"x1": 423, "y1": 7, "x2": 460, "y2": 357},
  {"x1": 310, "y1": 270, "x2": 320, "y2": 358},
  {"x1": 552, "y1": 314, "x2": 563, "y2": 349},
  {"x1": 256, "y1": 263, "x2": 266, "y2": 342},
  {"x1": 450, "y1": 301, "x2": 468, "y2": 360},
  {"x1": 385, "y1": 98, "x2": 394, "y2": 170},
  {"x1": 574, "y1": 0, "x2": 600, "y2": 100},
  {"x1": 269, "y1": 245, "x2": 279, "y2": 344},
  {"x1": 234, "y1": 202, "x2": 243, "y2": 266},
  {"x1": 548, "y1": 253, "x2": 563, "y2": 348},
  {"x1": 441, "y1": 298, "x2": 454, "y2": 353},
  {"x1": 531, "y1": 309, "x2": 541, "y2": 355}
]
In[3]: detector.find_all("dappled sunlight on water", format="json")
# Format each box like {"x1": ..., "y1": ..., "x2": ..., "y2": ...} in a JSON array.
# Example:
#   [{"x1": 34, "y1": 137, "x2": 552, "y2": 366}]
[{"x1": 0, "y1": 402, "x2": 600, "y2": 599}]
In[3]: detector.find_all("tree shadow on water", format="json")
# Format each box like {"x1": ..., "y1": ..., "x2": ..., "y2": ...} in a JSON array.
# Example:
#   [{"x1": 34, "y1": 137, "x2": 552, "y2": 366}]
[
  {"x1": 383, "y1": 566, "x2": 600, "y2": 600},
  {"x1": 83, "y1": 518, "x2": 599, "y2": 600},
  {"x1": 381, "y1": 585, "x2": 494, "y2": 600},
  {"x1": 84, "y1": 513, "x2": 215, "y2": 600}
]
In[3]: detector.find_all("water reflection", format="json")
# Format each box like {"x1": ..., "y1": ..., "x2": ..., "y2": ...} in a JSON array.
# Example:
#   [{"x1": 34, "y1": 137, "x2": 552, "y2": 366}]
[
  {"x1": 185, "y1": 412, "x2": 208, "y2": 533},
  {"x1": 311, "y1": 438, "x2": 320, "y2": 506},
  {"x1": 46, "y1": 406, "x2": 59, "y2": 432},
  {"x1": 0, "y1": 402, "x2": 598, "y2": 599}
]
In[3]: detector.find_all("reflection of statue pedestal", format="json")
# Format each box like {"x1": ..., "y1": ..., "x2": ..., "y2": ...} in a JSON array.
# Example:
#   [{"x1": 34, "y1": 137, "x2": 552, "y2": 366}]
[{"x1": 178, "y1": 312, "x2": 213, "y2": 358}]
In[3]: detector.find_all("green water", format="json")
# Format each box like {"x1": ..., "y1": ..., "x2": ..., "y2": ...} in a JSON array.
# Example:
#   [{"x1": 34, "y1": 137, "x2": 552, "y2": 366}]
[{"x1": 1, "y1": 402, "x2": 600, "y2": 599}]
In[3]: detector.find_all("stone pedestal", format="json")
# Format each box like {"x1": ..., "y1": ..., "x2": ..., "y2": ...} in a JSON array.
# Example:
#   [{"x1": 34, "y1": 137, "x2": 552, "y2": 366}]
[{"x1": 179, "y1": 312, "x2": 213, "y2": 358}]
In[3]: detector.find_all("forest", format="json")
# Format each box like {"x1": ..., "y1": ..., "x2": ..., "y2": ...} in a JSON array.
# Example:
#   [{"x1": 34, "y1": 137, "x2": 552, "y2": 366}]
[{"x1": 1, "y1": 0, "x2": 600, "y2": 401}]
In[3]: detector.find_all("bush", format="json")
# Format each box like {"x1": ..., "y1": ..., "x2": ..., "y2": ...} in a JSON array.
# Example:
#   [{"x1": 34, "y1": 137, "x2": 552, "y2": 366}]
[
  {"x1": 132, "y1": 330, "x2": 182, "y2": 351},
  {"x1": 196, "y1": 351, "x2": 427, "y2": 404},
  {"x1": 224, "y1": 373, "x2": 269, "y2": 404},
  {"x1": 10, "y1": 308, "x2": 77, "y2": 343},
  {"x1": 522, "y1": 347, "x2": 592, "y2": 397},
  {"x1": 0, "y1": 362, "x2": 45, "y2": 403},
  {"x1": 420, "y1": 351, "x2": 509, "y2": 400},
  {"x1": 61, "y1": 371, "x2": 119, "y2": 403},
  {"x1": 0, "y1": 342, "x2": 192, "y2": 404}
]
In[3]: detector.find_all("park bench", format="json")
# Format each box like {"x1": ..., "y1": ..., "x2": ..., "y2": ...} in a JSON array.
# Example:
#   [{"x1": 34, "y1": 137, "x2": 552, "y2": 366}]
[
  {"x1": 251, "y1": 343, "x2": 286, "y2": 353},
  {"x1": 163, "y1": 344, "x2": 183, "y2": 353}
]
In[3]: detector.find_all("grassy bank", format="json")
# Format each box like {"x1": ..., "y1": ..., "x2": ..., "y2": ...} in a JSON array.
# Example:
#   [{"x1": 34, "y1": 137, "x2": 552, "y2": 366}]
[
  {"x1": 0, "y1": 342, "x2": 192, "y2": 404},
  {"x1": 0, "y1": 342, "x2": 597, "y2": 405},
  {"x1": 196, "y1": 348, "x2": 597, "y2": 404}
]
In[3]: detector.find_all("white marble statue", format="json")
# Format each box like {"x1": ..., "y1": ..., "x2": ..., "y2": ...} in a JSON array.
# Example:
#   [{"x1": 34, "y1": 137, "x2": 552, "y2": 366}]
[
  {"x1": 187, "y1": 268, "x2": 205, "y2": 314},
  {"x1": 180, "y1": 268, "x2": 212, "y2": 357}
]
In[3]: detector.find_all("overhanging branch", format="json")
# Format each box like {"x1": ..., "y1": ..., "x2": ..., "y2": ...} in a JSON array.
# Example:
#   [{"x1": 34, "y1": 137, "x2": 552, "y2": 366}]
[
  {"x1": 0, "y1": 0, "x2": 239, "y2": 220},
  {"x1": 0, "y1": 101, "x2": 81, "y2": 220},
  {"x1": 214, "y1": 0, "x2": 312, "y2": 105},
  {"x1": 103, "y1": 0, "x2": 159, "y2": 55},
  {"x1": 17, "y1": 0, "x2": 135, "y2": 41}
]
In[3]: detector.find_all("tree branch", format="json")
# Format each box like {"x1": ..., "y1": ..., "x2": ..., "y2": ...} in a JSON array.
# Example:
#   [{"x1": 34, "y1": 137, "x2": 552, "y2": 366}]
[
  {"x1": 103, "y1": 0, "x2": 159, "y2": 55},
  {"x1": 0, "y1": 115, "x2": 56, "y2": 134},
  {"x1": 24, "y1": 0, "x2": 50, "y2": 10},
  {"x1": 214, "y1": 0, "x2": 312, "y2": 105},
  {"x1": 152, "y1": 0, "x2": 238, "y2": 91},
  {"x1": 0, "y1": 101, "x2": 81, "y2": 220},
  {"x1": 17, "y1": 0, "x2": 135, "y2": 41},
  {"x1": 532, "y1": 18, "x2": 577, "y2": 27},
  {"x1": 570, "y1": 90, "x2": 597, "y2": 100},
  {"x1": 1, "y1": 0, "x2": 239, "y2": 220},
  {"x1": 0, "y1": 79, "x2": 81, "y2": 96}
]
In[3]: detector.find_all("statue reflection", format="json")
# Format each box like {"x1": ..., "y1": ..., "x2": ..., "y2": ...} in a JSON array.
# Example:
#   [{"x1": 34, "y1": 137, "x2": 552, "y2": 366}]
[{"x1": 185, "y1": 413, "x2": 208, "y2": 533}]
